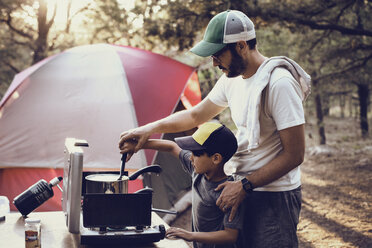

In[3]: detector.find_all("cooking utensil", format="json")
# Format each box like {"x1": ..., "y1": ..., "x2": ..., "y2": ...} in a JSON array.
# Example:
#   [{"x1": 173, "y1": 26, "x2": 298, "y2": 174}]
[
  {"x1": 118, "y1": 153, "x2": 127, "y2": 181},
  {"x1": 85, "y1": 165, "x2": 162, "y2": 194}
]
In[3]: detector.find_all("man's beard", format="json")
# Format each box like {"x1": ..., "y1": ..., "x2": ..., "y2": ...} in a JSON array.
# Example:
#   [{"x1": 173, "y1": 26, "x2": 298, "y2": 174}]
[{"x1": 224, "y1": 48, "x2": 247, "y2": 78}]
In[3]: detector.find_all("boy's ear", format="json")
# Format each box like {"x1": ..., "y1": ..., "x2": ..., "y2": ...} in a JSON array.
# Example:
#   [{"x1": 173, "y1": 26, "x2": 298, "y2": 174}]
[{"x1": 212, "y1": 153, "x2": 223, "y2": 164}]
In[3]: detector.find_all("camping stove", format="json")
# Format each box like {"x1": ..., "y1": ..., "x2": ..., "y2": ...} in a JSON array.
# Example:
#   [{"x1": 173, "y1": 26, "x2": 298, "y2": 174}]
[{"x1": 62, "y1": 138, "x2": 165, "y2": 245}]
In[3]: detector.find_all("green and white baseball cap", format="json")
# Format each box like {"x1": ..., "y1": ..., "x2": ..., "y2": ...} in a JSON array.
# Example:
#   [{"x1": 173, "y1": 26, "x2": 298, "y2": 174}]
[{"x1": 190, "y1": 10, "x2": 256, "y2": 57}]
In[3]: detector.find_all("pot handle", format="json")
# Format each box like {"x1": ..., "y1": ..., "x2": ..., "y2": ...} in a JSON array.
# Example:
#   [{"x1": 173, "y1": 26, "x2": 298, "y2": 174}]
[
  {"x1": 134, "y1": 187, "x2": 177, "y2": 215},
  {"x1": 151, "y1": 208, "x2": 178, "y2": 215},
  {"x1": 129, "y1": 165, "x2": 162, "y2": 180},
  {"x1": 134, "y1": 187, "x2": 154, "y2": 194}
]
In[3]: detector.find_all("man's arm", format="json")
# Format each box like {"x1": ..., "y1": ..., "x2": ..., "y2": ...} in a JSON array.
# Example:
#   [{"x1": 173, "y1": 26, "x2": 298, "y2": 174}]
[
  {"x1": 248, "y1": 124, "x2": 305, "y2": 187},
  {"x1": 166, "y1": 227, "x2": 238, "y2": 244},
  {"x1": 119, "y1": 98, "x2": 225, "y2": 159},
  {"x1": 215, "y1": 124, "x2": 305, "y2": 221}
]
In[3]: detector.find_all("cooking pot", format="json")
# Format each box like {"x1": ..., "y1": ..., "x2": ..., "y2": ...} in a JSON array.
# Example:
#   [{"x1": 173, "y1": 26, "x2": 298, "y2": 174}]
[{"x1": 85, "y1": 153, "x2": 162, "y2": 194}]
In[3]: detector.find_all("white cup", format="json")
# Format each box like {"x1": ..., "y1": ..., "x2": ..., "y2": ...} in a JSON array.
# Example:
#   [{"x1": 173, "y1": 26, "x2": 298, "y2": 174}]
[{"x1": 0, "y1": 196, "x2": 10, "y2": 218}]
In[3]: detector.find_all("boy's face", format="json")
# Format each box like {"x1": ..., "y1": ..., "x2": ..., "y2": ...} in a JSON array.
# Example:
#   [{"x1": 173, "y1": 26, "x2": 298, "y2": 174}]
[{"x1": 190, "y1": 152, "x2": 216, "y2": 174}]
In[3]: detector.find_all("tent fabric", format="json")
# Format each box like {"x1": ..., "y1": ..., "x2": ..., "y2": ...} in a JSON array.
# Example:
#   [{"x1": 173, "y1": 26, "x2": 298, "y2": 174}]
[
  {"x1": 145, "y1": 131, "x2": 195, "y2": 212},
  {"x1": 0, "y1": 44, "x2": 197, "y2": 169},
  {"x1": 0, "y1": 55, "x2": 57, "y2": 108},
  {"x1": 0, "y1": 44, "x2": 201, "y2": 212}
]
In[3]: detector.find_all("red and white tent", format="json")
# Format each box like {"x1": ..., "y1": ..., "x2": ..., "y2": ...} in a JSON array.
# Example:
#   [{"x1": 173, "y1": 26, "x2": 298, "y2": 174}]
[{"x1": 0, "y1": 44, "x2": 201, "y2": 211}]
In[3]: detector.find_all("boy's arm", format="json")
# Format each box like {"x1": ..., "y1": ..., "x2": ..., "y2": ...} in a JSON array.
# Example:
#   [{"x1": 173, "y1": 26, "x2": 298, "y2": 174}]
[
  {"x1": 166, "y1": 227, "x2": 238, "y2": 244},
  {"x1": 143, "y1": 139, "x2": 182, "y2": 158},
  {"x1": 121, "y1": 139, "x2": 181, "y2": 158}
]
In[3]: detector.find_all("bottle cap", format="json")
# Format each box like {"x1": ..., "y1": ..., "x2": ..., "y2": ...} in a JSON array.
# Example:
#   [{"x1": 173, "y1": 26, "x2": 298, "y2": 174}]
[
  {"x1": 25, "y1": 218, "x2": 41, "y2": 224},
  {"x1": 49, "y1": 176, "x2": 63, "y2": 187}
]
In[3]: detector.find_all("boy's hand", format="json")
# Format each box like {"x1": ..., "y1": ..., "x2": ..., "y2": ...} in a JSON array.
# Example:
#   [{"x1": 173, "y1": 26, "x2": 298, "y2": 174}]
[
  {"x1": 166, "y1": 227, "x2": 193, "y2": 241},
  {"x1": 215, "y1": 181, "x2": 246, "y2": 222},
  {"x1": 119, "y1": 140, "x2": 137, "y2": 161}
]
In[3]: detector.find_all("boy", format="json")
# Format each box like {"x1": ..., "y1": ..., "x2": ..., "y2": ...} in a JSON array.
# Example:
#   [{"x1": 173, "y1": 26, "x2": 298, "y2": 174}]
[{"x1": 122, "y1": 122, "x2": 242, "y2": 248}]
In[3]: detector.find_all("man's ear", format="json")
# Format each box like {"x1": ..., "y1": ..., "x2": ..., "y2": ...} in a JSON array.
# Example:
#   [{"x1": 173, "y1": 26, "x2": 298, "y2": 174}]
[
  {"x1": 236, "y1": 40, "x2": 248, "y2": 54},
  {"x1": 212, "y1": 153, "x2": 223, "y2": 164}
]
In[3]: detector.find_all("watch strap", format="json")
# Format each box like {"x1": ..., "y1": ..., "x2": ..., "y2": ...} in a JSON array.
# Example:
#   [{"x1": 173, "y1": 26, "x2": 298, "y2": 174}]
[{"x1": 241, "y1": 178, "x2": 253, "y2": 193}]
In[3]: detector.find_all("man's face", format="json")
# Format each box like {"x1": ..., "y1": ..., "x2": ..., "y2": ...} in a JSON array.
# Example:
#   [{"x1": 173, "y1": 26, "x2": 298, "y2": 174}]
[{"x1": 212, "y1": 45, "x2": 247, "y2": 78}]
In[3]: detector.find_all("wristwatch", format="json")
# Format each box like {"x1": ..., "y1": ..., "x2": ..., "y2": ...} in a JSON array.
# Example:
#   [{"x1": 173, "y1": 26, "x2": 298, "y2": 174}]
[{"x1": 241, "y1": 178, "x2": 254, "y2": 194}]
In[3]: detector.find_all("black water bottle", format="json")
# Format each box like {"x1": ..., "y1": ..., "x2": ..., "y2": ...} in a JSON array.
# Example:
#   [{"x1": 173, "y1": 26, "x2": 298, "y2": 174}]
[{"x1": 13, "y1": 177, "x2": 62, "y2": 216}]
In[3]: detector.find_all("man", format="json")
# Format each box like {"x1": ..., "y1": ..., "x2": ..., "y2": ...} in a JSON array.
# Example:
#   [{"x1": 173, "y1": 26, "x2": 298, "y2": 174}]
[{"x1": 119, "y1": 10, "x2": 311, "y2": 247}]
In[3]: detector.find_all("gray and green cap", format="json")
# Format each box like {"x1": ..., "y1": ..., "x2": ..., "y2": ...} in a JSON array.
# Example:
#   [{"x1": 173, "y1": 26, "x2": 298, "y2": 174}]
[{"x1": 190, "y1": 10, "x2": 256, "y2": 57}]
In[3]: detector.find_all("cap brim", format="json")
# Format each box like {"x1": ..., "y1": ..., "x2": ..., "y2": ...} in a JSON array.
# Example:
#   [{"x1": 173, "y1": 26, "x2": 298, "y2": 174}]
[
  {"x1": 175, "y1": 136, "x2": 204, "y2": 151},
  {"x1": 190, "y1": 40, "x2": 226, "y2": 57}
]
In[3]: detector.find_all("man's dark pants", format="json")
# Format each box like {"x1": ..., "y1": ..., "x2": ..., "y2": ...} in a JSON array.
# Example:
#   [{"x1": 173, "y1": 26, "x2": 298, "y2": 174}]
[{"x1": 238, "y1": 186, "x2": 302, "y2": 248}]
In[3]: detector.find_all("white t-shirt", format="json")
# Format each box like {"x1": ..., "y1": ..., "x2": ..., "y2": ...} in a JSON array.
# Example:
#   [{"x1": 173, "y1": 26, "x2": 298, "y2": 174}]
[{"x1": 207, "y1": 68, "x2": 305, "y2": 191}]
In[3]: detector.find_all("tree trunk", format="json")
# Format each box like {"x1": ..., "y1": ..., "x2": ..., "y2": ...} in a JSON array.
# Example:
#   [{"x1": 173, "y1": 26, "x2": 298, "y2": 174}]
[
  {"x1": 322, "y1": 94, "x2": 330, "y2": 116},
  {"x1": 357, "y1": 83, "x2": 369, "y2": 137},
  {"x1": 313, "y1": 79, "x2": 326, "y2": 144},
  {"x1": 348, "y1": 94, "x2": 353, "y2": 117},
  {"x1": 33, "y1": 0, "x2": 51, "y2": 64},
  {"x1": 340, "y1": 94, "x2": 345, "y2": 118}
]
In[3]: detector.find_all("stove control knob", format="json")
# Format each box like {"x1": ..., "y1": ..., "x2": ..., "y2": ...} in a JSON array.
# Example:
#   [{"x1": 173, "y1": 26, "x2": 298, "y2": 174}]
[{"x1": 158, "y1": 224, "x2": 166, "y2": 239}]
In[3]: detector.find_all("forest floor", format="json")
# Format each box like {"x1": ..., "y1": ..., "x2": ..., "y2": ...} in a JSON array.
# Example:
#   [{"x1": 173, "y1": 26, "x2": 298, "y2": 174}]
[{"x1": 170, "y1": 116, "x2": 372, "y2": 248}]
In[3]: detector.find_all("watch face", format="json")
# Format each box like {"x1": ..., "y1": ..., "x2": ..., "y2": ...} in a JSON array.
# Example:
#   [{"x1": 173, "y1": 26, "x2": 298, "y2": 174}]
[
  {"x1": 242, "y1": 178, "x2": 252, "y2": 192},
  {"x1": 243, "y1": 183, "x2": 251, "y2": 191}
]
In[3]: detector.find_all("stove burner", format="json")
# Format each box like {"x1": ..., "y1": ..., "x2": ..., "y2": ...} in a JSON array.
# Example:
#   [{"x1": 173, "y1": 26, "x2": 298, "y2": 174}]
[
  {"x1": 63, "y1": 138, "x2": 166, "y2": 245},
  {"x1": 80, "y1": 224, "x2": 166, "y2": 245}
]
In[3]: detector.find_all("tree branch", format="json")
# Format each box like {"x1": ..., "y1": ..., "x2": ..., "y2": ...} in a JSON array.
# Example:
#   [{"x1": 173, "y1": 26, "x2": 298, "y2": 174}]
[
  {"x1": 295, "y1": 18, "x2": 372, "y2": 37},
  {"x1": 309, "y1": 30, "x2": 332, "y2": 50},
  {"x1": 315, "y1": 53, "x2": 372, "y2": 81},
  {"x1": 249, "y1": 2, "x2": 372, "y2": 37},
  {"x1": 334, "y1": 0, "x2": 354, "y2": 23},
  {"x1": 46, "y1": 0, "x2": 57, "y2": 29},
  {"x1": 1, "y1": 60, "x2": 20, "y2": 73},
  {"x1": 1, "y1": 12, "x2": 34, "y2": 40}
]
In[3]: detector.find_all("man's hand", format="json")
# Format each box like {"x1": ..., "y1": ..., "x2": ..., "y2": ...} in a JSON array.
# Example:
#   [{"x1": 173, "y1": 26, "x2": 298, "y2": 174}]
[
  {"x1": 119, "y1": 125, "x2": 152, "y2": 161},
  {"x1": 215, "y1": 181, "x2": 246, "y2": 222},
  {"x1": 166, "y1": 227, "x2": 193, "y2": 241},
  {"x1": 119, "y1": 140, "x2": 138, "y2": 160}
]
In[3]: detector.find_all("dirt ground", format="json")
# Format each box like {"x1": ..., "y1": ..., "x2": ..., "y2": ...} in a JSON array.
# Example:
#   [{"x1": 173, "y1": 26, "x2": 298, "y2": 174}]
[{"x1": 170, "y1": 116, "x2": 372, "y2": 248}]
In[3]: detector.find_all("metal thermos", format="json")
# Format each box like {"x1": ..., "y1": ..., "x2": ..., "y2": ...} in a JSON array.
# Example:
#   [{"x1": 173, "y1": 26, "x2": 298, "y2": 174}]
[{"x1": 13, "y1": 177, "x2": 62, "y2": 216}]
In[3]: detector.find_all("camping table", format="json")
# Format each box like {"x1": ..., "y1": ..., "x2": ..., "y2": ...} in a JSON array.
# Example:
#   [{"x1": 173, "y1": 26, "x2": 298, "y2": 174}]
[{"x1": 0, "y1": 211, "x2": 190, "y2": 248}]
